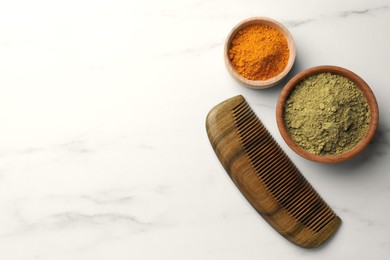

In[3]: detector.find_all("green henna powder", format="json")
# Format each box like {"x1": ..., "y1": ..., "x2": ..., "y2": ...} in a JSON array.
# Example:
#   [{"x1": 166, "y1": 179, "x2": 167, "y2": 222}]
[{"x1": 284, "y1": 72, "x2": 371, "y2": 155}]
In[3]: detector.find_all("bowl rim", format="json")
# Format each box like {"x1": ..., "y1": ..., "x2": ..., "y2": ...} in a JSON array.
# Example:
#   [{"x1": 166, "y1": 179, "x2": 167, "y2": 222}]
[
  {"x1": 276, "y1": 65, "x2": 379, "y2": 163},
  {"x1": 224, "y1": 16, "x2": 296, "y2": 89}
]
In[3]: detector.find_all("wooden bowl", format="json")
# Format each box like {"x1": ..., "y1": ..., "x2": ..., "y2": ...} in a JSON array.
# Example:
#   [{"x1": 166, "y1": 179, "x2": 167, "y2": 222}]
[
  {"x1": 224, "y1": 17, "x2": 296, "y2": 89},
  {"x1": 276, "y1": 65, "x2": 379, "y2": 163}
]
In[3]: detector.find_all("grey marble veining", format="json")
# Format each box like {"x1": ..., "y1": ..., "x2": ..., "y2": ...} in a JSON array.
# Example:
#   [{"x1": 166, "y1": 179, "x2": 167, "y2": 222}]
[
  {"x1": 1, "y1": 0, "x2": 390, "y2": 259},
  {"x1": 285, "y1": 4, "x2": 390, "y2": 27}
]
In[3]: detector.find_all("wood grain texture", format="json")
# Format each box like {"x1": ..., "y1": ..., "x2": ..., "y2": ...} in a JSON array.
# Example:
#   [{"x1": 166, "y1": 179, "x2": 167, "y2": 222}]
[{"x1": 206, "y1": 95, "x2": 341, "y2": 248}]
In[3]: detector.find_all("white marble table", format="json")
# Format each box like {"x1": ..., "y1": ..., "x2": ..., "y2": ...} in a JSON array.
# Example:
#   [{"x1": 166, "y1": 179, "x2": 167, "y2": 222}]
[{"x1": 1, "y1": 0, "x2": 390, "y2": 259}]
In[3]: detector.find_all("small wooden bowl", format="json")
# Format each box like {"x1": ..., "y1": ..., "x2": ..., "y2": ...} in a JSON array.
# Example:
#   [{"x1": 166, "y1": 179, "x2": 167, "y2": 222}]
[
  {"x1": 276, "y1": 65, "x2": 379, "y2": 163},
  {"x1": 224, "y1": 17, "x2": 296, "y2": 89}
]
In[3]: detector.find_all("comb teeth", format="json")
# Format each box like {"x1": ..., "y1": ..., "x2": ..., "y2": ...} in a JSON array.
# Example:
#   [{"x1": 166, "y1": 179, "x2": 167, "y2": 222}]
[
  {"x1": 232, "y1": 101, "x2": 335, "y2": 233},
  {"x1": 206, "y1": 95, "x2": 341, "y2": 248}
]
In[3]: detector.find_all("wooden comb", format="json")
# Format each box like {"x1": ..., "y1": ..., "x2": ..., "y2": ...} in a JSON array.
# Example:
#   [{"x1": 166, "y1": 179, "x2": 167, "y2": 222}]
[{"x1": 206, "y1": 95, "x2": 341, "y2": 248}]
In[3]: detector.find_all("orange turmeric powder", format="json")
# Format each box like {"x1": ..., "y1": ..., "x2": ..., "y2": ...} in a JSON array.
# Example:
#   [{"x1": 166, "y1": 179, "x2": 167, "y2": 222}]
[{"x1": 228, "y1": 24, "x2": 289, "y2": 80}]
